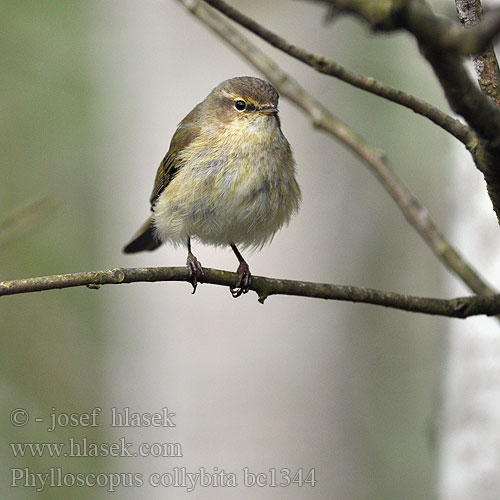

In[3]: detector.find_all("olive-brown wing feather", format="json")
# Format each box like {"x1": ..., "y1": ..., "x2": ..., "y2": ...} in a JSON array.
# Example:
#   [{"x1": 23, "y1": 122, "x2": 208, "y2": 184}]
[
  {"x1": 123, "y1": 104, "x2": 202, "y2": 254},
  {"x1": 149, "y1": 104, "x2": 202, "y2": 207}
]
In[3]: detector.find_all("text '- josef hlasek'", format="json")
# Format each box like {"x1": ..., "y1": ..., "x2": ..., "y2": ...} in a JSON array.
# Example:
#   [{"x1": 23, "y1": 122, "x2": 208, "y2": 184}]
[
  {"x1": 10, "y1": 407, "x2": 182, "y2": 459},
  {"x1": 10, "y1": 406, "x2": 176, "y2": 431},
  {"x1": 9, "y1": 406, "x2": 317, "y2": 492}
]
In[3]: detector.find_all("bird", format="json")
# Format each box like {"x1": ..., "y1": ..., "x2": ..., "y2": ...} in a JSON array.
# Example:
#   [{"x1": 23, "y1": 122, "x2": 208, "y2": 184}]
[{"x1": 123, "y1": 76, "x2": 301, "y2": 297}]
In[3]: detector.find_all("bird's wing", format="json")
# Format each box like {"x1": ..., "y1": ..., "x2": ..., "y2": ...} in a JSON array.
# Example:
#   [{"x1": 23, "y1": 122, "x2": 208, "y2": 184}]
[{"x1": 149, "y1": 104, "x2": 202, "y2": 208}]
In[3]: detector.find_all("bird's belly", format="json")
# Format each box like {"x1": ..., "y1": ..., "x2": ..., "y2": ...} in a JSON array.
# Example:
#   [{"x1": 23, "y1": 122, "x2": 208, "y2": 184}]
[{"x1": 152, "y1": 157, "x2": 297, "y2": 249}]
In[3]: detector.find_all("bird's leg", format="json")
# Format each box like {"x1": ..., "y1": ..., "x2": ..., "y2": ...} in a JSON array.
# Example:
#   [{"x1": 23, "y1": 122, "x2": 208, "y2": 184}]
[
  {"x1": 230, "y1": 243, "x2": 252, "y2": 298},
  {"x1": 186, "y1": 237, "x2": 204, "y2": 294}
]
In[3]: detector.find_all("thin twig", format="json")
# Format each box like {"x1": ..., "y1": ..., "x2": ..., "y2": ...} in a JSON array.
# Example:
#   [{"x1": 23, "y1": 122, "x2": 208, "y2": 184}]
[
  {"x1": 0, "y1": 266, "x2": 499, "y2": 317},
  {"x1": 201, "y1": 0, "x2": 500, "y2": 225},
  {"x1": 309, "y1": 0, "x2": 500, "y2": 223},
  {"x1": 178, "y1": 0, "x2": 494, "y2": 296},
  {"x1": 199, "y1": 0, "x2": 473, "y2": 146}
]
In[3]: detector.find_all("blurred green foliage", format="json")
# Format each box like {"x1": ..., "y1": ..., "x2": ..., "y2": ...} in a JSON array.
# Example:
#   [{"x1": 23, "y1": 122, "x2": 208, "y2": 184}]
[{"x1": 1, "y1": 2, "x2": 106, "y2": 499}]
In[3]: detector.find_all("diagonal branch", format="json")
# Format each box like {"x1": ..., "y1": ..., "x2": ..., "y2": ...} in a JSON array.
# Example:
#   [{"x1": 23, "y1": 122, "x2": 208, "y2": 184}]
[
  {"x1": 1, "y1": 266, "x2": 500, "y2": 318},
  {"x1": 201, "y1": 0, "x2": 500, "y2": 226},
  {"x1": 309, "y1": 0, "x2": 500, "y2": 142},
  {"x1": 178, "y1": 0, "x2": 495, "y2": 296},
  {"x1": 312, "y1": 0, "x2": 500, "y2": 223},
  {"x1": 199, "y1": 0, "x2": 473, "y2": 147}
]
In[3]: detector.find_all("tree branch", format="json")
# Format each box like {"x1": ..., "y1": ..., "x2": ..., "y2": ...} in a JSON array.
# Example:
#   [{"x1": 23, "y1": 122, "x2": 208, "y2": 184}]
[
  {"x1": 199, "y1": 0, "x2": 473, "y2": 147},
  {"x1": 1, "y1": 266, "x2": 500, "y2": 317},
  {"x1": 201, "y1": 0, "x2": 500, "y2": 225},
  {"x1": 178, "y1": 0, "x2": 495, "y2": 296},
  {"x1": 311, "y1": 0, "x2": 500, "y2": 223},
  {"x1": 412, "y1": 4, "x2": 500, "y2": 55},
  {"x1": 310, "y1": 0, "x2": 500, "y2": 140},
  {"x1": 314, "y1": 0, "x2": 500, "y2": 55},
  {"x1": 456, "y1": 0, "x2": 500, "y2": 106}
]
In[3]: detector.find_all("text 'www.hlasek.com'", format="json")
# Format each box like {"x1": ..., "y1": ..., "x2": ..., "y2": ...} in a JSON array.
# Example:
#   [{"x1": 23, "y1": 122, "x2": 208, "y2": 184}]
[{"x1": 9, "y1": 406, "x2": 317, "y2": 492}]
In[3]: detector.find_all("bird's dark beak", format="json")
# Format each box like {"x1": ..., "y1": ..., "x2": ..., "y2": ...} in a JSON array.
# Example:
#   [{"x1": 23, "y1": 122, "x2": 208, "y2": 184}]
[{"x1": 257, "y1": 105, "x2": 279, "y2": 115}]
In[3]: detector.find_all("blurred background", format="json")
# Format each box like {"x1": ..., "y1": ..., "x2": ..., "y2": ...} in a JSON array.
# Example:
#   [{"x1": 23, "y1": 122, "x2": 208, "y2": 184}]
[{"x1": 2, "y1": 1, "x2": 499, "y2": 499}]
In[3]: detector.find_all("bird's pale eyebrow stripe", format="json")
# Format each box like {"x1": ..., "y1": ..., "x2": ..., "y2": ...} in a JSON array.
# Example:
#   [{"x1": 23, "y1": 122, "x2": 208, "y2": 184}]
[{"x1": 221, "y1": 89, "x2": 236, "y2": 99}]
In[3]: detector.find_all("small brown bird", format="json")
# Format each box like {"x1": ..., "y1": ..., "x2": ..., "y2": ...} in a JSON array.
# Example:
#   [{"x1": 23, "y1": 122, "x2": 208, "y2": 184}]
[{"x1": 123, "y1": 76, "x2": 301, "y2": 297}]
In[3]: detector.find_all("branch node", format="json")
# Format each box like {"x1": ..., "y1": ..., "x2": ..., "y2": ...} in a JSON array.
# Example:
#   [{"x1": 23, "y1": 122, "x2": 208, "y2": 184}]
[
  {"x1": 257, "y1": 289, "x2": 269, "y2": 304},
  {"x1": 111, "y1": 268, "x2": 126, "y2": 283},
  {"x1": 453, "y1": 299, "x2": 470, "y2": 317}
]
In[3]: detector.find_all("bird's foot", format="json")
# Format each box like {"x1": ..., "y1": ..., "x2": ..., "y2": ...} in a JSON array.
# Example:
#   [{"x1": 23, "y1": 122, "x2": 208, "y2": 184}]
[
  {"x1": 187, "y1": 251, "x2": 204, "y2": 294},
  {"x1": 230, "y1": 261, "x2": 252, "y2": 298}
]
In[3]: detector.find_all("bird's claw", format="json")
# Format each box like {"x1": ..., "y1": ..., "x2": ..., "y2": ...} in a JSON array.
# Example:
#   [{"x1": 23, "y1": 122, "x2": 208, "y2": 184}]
[
  {"x1": 230, "y1": 261, "x2": 252, "y2": 298},
  {"x1": 187, "y1": 252, "x2": 205, "y2": 294}
]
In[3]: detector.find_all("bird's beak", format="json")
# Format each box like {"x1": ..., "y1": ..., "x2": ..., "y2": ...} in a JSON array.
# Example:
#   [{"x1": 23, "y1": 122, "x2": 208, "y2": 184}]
[{"x1": 257, "y1": 105, "x2": 279, "y2": 115}]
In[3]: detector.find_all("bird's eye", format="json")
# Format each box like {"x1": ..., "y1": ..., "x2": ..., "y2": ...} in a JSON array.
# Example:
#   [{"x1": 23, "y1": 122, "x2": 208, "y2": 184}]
[{"x1": 234, "y1": 100, "x2": 246, "y2": 111}]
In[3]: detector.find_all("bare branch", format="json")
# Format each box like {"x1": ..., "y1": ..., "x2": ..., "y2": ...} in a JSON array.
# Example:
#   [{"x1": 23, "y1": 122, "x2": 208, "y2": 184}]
[
  {"x1": 312, "y1": 0, "x2": 500, "y2": 139},
  {"x1": 200, "y1": 0, "x2": 500, "y2": 226},
  {"x1": 178, "y1": 0, "x2": 495, "y2": 296},
  {"x1": 447, "y1": 6, "x2": 500, "y2": 54},
  {"x1": 313, "y1": 0, "x2": 500, "y2": 55},
  {"x1": 456, "y1": 0, "x2": 500, "y2": 106},
  {"x1": 1, "y1": 266, "x2": 500, "y2": 317},
  {"x1": 403, "y1": 0, "x2": 500, "y2": 224},
  {"x1": 199, "y1": 0, "x2": 473, "y2": 146},
  {"x1": 312, "y1": 0, "x2": 500, "y2": 222}
]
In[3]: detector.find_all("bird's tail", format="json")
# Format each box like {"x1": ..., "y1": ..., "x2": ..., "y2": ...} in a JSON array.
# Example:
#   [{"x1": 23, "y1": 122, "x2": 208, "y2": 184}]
[{"x1": 122, "y1": 218, "x2": 161, "y2": 253}]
